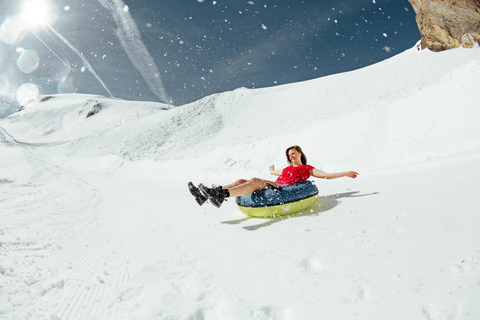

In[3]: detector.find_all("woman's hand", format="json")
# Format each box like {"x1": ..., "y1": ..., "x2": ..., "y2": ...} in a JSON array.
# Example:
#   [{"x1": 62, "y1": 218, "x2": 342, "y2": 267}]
[
  {"x1": 345, "y1": 171, "x2": 359, "y2": 178},
  {"x1": 270, "y1": 165, "x2": 282, "y2": 176}
]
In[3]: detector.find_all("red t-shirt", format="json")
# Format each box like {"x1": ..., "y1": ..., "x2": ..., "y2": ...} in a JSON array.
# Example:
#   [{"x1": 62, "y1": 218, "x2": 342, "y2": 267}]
[{"x1": 275, "y1": 165, "x2": 314, "y2": 185}]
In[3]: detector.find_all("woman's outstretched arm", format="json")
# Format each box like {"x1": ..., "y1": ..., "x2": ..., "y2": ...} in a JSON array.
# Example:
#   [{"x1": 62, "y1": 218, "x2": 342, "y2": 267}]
[
  {"x1": 310, "y1": 168, "x2": 359, "y2": 179},
  {"x1": 269, "y1": 165, "x2": 282, "y2": 176}
]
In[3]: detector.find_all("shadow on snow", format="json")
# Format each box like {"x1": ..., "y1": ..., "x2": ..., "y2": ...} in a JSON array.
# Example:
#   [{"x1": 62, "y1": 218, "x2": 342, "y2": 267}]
[{"x1": 221, "y1": 191, "x2": 379, "y2": 231}]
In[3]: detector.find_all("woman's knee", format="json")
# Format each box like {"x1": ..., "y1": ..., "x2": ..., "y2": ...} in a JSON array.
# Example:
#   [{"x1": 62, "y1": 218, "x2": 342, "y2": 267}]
[
  {"x1": 250, "y1": 177, "x2": 264, "y2": 185},
  {"x1": 236, "y1": 179, "x2": 248, "y2": 184}
]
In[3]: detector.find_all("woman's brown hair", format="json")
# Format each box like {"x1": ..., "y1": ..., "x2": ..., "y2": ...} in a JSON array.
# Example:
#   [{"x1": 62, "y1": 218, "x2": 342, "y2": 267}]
[{"x1": 286, "y1": 145, "x2": 307, "y2": 166}]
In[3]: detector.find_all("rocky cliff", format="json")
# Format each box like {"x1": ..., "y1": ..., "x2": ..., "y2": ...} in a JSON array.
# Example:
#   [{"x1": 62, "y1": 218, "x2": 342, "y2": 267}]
[{"x1": 408, "y1": 0, "x2": 480, "y2": 51}]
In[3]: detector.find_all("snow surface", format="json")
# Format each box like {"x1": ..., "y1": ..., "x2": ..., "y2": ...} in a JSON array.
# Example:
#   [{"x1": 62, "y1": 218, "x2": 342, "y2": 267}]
[{"x1": 1, "y1": 46, "x2": 480, "y2": 319}]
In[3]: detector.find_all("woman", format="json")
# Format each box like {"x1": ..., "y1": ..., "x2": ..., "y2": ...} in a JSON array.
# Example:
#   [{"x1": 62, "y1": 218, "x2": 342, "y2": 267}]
[{"x1": 188, "y1": 145, "x2": 359, "y2": 208}]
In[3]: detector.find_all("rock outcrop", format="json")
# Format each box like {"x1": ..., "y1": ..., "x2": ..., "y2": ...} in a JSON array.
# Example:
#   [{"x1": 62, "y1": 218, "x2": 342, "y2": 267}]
[{"x1": 408, "y1": 0, "x2": 480, "y2": 51}]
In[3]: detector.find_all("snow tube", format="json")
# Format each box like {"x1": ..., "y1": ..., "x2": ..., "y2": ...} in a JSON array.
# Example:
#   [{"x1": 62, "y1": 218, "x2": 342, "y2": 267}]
[{"x1": 235, "y1": 180, "x2": 319, "y2": 218}]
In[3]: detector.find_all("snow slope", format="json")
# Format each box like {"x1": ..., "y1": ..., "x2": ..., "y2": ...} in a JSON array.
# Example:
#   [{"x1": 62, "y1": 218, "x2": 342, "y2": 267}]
[{"x1": 1, "y1": 46, "x2": 480, "y2": 319}]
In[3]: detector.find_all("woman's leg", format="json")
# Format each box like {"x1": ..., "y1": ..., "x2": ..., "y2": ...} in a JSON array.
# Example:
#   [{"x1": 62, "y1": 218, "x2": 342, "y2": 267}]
[
  {"x1": 222, "y1": 179, "x2": 248, "y2": 189},
  {"x1": 199, "y1": 178, "x2": 282, "y2": 208},
  {"x1": 226, "y1": 178, "x2": 281, "y2": 197}
]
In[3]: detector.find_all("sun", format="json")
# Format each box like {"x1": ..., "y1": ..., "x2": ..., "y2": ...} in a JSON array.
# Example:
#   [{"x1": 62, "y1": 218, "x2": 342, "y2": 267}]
[{"x1": 20, "y1": 0, "x2": 52, "y2": 28}]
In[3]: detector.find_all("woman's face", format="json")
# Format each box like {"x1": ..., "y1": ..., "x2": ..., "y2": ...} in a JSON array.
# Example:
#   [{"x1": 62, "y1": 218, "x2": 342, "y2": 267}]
[{"x1": 288, "y1": 149, "x2": 303, "y2": 166}]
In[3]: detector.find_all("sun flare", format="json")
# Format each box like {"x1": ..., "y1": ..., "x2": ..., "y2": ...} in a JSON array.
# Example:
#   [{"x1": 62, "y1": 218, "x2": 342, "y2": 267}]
[{"x1": 20, "y1": 0, "x2": 52, "y2": 28}]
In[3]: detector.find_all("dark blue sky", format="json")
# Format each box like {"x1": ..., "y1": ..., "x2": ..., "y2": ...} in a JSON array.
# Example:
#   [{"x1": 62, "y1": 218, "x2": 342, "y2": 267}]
[{"x1": 0, "y1": 0, "x2": 420, "y2": 113}]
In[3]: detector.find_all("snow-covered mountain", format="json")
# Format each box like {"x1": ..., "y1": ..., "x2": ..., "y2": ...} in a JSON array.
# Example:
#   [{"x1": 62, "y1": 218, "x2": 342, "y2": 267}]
[{"x1": 1, "y1": 46, "x2": 479, "y2": 319}]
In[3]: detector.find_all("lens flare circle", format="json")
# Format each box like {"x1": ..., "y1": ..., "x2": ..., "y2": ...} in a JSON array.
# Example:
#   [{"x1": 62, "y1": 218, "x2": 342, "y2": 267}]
[
  {"x1": 16, "y1": 83, "x2": 39, "y2": 106},
  {"x1": 57, "y1": 76, "x2": 73, "y2": 94},
  {"x1": 17, "y1": 49, "x2": 40, "y2": 73},
  {"x1": 48, "y1": 59, "x2": 71, "y2": 80},
  {"x1": 0, "y1": 17, "x2": 28, "y2": 45}
]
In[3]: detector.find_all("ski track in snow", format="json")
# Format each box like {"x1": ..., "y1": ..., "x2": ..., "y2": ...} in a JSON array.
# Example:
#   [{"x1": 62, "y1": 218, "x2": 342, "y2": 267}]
[{"x1": 0, "y1": 131, "x2": 204, "y2": 319}]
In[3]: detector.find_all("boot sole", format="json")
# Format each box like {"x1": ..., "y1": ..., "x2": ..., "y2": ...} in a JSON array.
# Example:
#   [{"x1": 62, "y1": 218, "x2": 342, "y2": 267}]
[{"x1": 188, "y1": 182, "x2": 207, "y2": 206}]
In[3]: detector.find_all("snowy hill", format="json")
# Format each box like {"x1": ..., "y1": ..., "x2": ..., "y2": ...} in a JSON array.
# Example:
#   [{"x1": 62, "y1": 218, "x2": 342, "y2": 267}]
[{"x1": 1, "y1": 46, "x2": 480, "y2": 319}]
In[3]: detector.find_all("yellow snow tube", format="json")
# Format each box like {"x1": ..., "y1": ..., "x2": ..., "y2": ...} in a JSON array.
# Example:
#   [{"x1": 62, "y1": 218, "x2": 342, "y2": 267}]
[
  {"x1": 235, "y1": 181, "x2": 319, "y2": 218},
  {"x1": 237, "y1": 194, "x2": 318, "y2": 218}
]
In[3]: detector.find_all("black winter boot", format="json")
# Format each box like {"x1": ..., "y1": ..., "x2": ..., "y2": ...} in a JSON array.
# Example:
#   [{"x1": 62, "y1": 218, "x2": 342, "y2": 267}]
[
  {"x1": 199, "y1": 184, "x2": 229, "y2": 208},
  {"x1": 188, "y1": 182, "x2": 208, "y2": 206}
]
